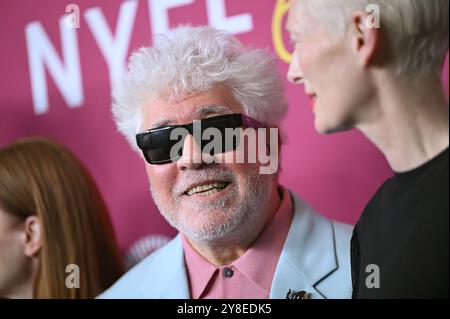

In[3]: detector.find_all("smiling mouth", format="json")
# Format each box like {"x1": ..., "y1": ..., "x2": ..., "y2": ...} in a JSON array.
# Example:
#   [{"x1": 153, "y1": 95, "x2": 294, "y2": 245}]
[{"x1": 185, "y1": 182, "x2": 230, "y2": 196}]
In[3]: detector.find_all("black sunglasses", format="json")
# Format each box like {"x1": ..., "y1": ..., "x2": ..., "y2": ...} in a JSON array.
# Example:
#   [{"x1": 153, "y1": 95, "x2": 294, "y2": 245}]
[{"x1": 136, "y1": 113, "x2": 264, "y2": 165}]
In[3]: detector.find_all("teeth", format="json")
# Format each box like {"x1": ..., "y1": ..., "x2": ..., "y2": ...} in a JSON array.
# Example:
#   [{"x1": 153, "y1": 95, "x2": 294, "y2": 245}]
[{"x1": 186, "y1": 182, "x2": 227, "y2": 196}]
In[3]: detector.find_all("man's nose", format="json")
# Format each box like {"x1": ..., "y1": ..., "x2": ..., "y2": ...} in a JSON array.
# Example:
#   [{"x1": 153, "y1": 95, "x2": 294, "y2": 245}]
[
  {"x1": 176, "y1": 134, "x2": 215, "y2": 170},
  {"x1": 176, "y1": 135, "x2": 202, "y2": 170},
  {"x1": 287, "y1": 51, "x2": 304, "y2": 84}
]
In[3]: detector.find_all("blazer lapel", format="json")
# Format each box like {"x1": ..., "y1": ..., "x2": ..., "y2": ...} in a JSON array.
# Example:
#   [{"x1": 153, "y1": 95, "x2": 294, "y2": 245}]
[{"x1": 270, "y1": 193, "x2": 338, "y2": 299}]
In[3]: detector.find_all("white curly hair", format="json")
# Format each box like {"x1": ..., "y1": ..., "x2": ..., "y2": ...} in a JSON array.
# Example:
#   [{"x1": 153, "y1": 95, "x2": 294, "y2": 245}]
[{"x1": 112, "y1": 25, "x2": 288, "y2": 150}]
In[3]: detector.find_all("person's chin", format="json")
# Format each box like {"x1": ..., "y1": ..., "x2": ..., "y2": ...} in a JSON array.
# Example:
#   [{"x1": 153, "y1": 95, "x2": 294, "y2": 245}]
[
  {"x1": 182, "y1": 220, "x2": 234, "y2": 241},
  {"x1": 315, "y1": 118, "x2": 352, "y2": 135},
  {"x1": 314, "y1": 118, "x2": 330, "y2": 135}
]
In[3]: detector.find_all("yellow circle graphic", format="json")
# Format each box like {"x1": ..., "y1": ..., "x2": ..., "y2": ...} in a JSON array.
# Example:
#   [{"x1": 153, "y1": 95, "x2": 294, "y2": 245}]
[{"x1": 272, "y1": 0, "x2": 292, "y2": 63}]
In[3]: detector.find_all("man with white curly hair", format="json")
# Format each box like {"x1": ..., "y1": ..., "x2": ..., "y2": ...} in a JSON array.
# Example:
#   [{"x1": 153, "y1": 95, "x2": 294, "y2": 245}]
[
  {"x1": 100, "y1": 26, "x2": 353, "y2": 299},
  {"x1": 287, "y1": 0, "x2": 449, "y2": 298}
]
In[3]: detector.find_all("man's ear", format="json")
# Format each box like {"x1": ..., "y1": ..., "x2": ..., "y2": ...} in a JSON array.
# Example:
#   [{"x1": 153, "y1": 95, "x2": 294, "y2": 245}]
[
  {"x1": 264, "y1": 125, "x2": 282, "y2": 152},
  {"x1": 350, "y1": 11, "x2": 379, "y2": 67},
  {"x1": 23, "y1": 216, "x2": 42, "y2": 258}
]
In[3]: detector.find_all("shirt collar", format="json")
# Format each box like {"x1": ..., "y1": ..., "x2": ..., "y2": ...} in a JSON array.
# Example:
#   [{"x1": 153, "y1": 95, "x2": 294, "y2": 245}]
[{"x1": 181, "y1": 235, "x2": 218, "y2": 299}]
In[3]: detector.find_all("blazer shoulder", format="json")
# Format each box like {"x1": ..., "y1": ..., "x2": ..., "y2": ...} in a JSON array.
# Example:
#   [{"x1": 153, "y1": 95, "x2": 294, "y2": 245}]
[{"x1": 98, "y1": 235, "x2": 181, "y2": 299}]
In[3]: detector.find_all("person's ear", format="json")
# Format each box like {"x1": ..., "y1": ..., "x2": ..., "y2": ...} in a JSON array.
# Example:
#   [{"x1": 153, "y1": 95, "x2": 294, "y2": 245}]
[
  {"x1": 263, "y1": 125, "x2": 282, "y2": 151},
  {"x1": 23, "y1": 216, "x2": 42, "y2": 258},
  {"x1": 350, "y1": 11, "x2": 379, "y2": 67},
  {"x1": 264, "y1": 125, "x2": 282, "y2": 170}
]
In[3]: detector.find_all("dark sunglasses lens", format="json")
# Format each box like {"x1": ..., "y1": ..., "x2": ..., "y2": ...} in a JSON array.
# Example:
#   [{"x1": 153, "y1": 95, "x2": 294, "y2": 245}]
[
  {"x1": 139, "y1": 114, "x2": 245, "y2": 164},
  {"x1": 200, "y1": 117, "x2": 241, "y2": 155},
  {"x1": 144, "y1": 129, "x2": 185, "y2": 163}
]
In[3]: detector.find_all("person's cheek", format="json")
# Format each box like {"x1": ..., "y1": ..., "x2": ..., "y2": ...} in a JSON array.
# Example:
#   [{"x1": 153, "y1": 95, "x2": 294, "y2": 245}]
[
  {"x1": 164, "y1": 165, "x2": 179, "y2": 199},
  {"x1": 0, "y1": 232, "x2": 24, "y2": 291},
  {"x1": 147, "y1": 165, "x2": 171, "y2": 197},
  {"x1": 300, "y1": 38, "x2": 322, "y2": 80}
]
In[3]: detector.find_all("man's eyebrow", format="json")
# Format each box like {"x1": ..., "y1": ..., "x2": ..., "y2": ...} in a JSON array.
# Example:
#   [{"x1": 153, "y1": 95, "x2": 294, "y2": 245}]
[
  {"x1": 193, "y1": 105, "x2": 232, "y2": 117},
  {"x1": 151, "y1": 119, "x2": 174, "y2": 129}
]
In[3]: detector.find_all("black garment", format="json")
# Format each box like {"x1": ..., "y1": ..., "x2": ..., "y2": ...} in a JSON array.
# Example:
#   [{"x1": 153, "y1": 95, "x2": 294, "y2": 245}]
[{"x1": 351, "y1": 148, "x2": 449, "y2": 299}]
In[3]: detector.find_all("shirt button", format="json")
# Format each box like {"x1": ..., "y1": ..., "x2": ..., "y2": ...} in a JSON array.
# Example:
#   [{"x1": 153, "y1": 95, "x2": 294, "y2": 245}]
[{"x1": 223, "y1": 268, "x2": 234, "y2": 278}]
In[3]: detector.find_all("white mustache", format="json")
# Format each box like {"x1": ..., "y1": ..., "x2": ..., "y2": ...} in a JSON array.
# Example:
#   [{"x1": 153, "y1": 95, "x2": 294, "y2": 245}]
[{"x1": 172, "y1": 167, "x2": 235, "y2": 197}]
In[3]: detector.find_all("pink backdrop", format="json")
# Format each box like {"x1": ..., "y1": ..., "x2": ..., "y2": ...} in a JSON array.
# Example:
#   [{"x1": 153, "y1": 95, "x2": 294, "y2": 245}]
[{"x1": 1, "y1": 0, "x2": 448, "y2": 252}]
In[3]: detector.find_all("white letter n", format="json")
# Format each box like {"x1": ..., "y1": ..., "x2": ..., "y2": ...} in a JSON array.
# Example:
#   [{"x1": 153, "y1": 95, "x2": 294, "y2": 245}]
[{"x1": 25, "y1": 16, "x2": 84, "y2": 115}]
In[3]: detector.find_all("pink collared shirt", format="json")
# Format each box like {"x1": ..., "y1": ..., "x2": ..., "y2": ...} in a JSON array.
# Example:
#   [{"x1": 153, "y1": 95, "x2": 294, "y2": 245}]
[{"x1": 181, "y1": 186, "x2": 294, "y2": 299}]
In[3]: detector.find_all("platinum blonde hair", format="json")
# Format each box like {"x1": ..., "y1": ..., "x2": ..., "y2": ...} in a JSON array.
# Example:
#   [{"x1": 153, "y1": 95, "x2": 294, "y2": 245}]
[
  {"x1": 112, "y1": 25, "x2": 288, "y2": 150},
  {"x1": 303, "y1": 0, "x2": 449, "y2": 77}
]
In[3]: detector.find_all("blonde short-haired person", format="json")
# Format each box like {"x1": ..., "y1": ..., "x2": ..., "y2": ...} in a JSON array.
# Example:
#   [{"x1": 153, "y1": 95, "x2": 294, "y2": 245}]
[
  {"x1": 100, "y1": 26, "x2": 353, "y2": 299},
  {"x1": 287, "y1": 0, "x2": 449, "y2": 298}
]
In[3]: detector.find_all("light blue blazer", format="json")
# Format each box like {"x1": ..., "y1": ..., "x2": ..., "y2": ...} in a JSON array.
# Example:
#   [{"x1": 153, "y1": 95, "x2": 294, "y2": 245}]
[{"x1": 100, "y1": 192, "x2": 353, "y2": 299}]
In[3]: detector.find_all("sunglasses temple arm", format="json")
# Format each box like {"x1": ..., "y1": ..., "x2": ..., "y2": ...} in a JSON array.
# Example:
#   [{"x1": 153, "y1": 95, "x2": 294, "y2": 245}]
[{"x1": 242, "y1": 114, "x2": 265, "y2": 129}]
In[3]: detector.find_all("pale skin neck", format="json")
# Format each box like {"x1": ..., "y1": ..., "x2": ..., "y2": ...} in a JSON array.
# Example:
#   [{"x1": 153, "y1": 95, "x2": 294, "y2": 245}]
[
  {"x1": 5, "y1": 256, "x2": 39, "y2": 299},
  {"x1": 356, "y1": 72, "x2": 449, "y2": 173},
  {"x1": 3, "y1": 265, "x2": 35, "y2": 299},
  {"x1": 4, "y1": 283, "x2": 33, "y2": 299},
  {"x1": 185, "y1": 187, "x2": 282, "y2": 266}
]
